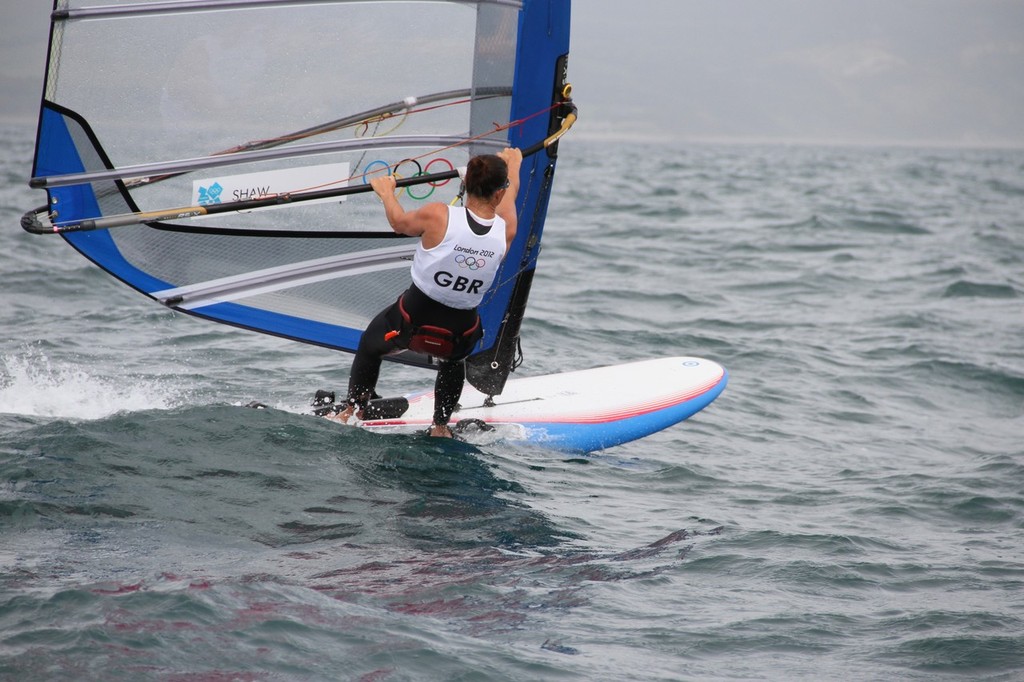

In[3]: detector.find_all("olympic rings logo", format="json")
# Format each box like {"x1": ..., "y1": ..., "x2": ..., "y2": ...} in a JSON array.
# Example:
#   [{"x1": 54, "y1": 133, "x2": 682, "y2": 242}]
[
  {"x1": 360, "y1": 157, "x2": 455, "y2": 201},
  {"x1": 455, "y1": 254, "x2": 487, "y2": 270}
]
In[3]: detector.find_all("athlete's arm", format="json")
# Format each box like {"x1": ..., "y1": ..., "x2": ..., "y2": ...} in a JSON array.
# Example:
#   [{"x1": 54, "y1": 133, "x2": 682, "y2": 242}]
[
  {"x1": 370, "y1": 175, "x2": 448, "y2": 245},
  {"x1": 495, "y1": 147, "x2": 522, "y2": 253}
]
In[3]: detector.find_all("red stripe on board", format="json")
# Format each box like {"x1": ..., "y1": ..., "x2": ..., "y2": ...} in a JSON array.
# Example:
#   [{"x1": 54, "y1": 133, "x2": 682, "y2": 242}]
[{"x1": 365, "y1": 367, "x2": 725, "y2": 428}]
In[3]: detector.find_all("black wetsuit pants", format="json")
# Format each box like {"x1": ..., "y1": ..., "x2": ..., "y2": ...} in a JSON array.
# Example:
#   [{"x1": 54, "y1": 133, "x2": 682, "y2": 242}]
[{"x1": 346, "y1": 285, "x2": 480, "y2": 426}]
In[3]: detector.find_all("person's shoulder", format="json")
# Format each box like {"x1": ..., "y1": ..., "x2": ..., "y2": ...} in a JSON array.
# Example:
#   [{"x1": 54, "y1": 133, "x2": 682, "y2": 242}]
[
  {"x1": 410, "y1": 201, "x2": 448, "y2": 223},
  {"x1": 422, "y1": 202, "x2": 449, "y2": 216},
  {"x1": 419, "y1": 202, "x2": 450, "y2": 232}
]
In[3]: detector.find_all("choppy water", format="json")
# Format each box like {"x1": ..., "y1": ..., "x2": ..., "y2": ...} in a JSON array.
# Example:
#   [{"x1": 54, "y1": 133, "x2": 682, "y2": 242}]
[{"x1": 2, "y1": 121, "x2": 1023, "y2": 680}]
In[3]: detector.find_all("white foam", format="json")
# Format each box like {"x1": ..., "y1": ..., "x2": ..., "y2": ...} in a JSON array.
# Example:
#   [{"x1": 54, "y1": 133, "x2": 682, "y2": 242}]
[{"x1": 0, "y1": 350, "x2": 187, "y2": 420}]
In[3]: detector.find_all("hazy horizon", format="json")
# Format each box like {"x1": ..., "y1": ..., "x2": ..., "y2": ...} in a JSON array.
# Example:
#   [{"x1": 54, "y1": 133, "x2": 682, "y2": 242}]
[{"x1": 2, "y1": 0, "x2": 1022, "y2": 149}]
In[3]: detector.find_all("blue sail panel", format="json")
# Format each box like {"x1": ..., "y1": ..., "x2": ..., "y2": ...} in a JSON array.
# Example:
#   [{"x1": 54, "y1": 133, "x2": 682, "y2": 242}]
[
  {"x1": 35, "y1": 107, "x2": 104, "y2": 229},
  {"x1": 184, "y1": 302, "x2": 365, "y2": 351}
]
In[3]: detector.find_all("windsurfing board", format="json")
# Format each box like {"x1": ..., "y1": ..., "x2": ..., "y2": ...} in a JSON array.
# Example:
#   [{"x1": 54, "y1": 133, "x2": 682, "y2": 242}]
[{"x1": 322, "y1": 356, "x2": 727, "y2": 452}]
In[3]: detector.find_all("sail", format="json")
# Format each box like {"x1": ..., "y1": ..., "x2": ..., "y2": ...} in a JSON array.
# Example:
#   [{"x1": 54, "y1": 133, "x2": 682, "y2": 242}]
[{"x1": 24, "y1": 0, "x2": 574, "y2": 394}]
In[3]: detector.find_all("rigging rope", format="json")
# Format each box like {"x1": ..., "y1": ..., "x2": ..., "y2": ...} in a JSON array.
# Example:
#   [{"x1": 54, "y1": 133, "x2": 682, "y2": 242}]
[
  {"x1": 288, "y1": 100, "x2": 566, "y2": 198},
  {"x1": 223, "y1": 95, "x2": 484, "y2": 155}
]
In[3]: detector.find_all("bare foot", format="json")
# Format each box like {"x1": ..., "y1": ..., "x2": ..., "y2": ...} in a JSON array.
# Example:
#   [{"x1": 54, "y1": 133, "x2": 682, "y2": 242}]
[
  {"x1": 326, "y1": 402, "x2": 358, "y2": 424},
  {"x1": 428, "y1": 424, "x2": 454, "y2": 438}
]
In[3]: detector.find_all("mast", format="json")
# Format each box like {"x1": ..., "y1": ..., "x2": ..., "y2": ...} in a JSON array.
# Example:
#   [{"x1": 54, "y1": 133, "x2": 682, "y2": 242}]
[{"x1": 467, "y1": 0, "x2": 572, "y2": 397}]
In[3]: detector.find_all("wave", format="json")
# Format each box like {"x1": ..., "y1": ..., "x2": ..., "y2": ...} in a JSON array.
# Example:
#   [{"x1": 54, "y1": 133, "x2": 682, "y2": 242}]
[
  {"x1": 942, "y1": 280, "x2": 1019, "y2": 299},
  {"x1": 0, "y1": 348, "x2": 189, "y2": 420},
  {"x1": 905, "y1": 358, "x2": 1024, "y2": 399},
  {"x1": 765, "y1": 212, "x2": 930, "y2": 236}
]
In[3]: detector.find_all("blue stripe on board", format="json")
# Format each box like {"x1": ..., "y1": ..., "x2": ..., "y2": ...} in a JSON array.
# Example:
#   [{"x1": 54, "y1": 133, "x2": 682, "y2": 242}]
[{"x1": 519, "y1": 370, "x2": 729, "y2": 452}]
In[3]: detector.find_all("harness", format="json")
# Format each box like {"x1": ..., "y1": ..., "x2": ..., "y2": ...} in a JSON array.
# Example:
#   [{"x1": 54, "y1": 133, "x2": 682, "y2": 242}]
[{"x1": 385, "y1": 294, "x2": 481, "y2": 360}]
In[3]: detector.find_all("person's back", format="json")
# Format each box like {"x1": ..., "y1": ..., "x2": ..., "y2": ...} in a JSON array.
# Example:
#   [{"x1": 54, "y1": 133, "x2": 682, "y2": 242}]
[{"x1": 332, "y1": 147, "x2": 522, "y2": 437}]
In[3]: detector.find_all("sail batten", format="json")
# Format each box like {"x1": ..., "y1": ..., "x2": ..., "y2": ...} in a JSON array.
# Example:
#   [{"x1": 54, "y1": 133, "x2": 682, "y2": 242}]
[
  {"x1": 33, "y1": 134, "x2": 506, "y2": 189},
  {"x1": 55, "y1": 0, "x2": 525, "y2": 21},
  {"x1": 32, "y1": 83, "x2": 516, "y2": 188},
  {"x1": 154, "y1": 244, "x2": 416, "y2": 309}
]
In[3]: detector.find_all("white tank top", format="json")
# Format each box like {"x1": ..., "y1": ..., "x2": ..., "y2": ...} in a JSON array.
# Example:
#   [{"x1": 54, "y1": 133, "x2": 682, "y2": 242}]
[{"x1": 411, "y1": 206, "x2": 507, "y2": 310}]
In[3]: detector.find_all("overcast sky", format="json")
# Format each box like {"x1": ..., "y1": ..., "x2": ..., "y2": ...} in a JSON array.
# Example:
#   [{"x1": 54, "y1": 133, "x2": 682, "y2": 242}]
[{"x1": 2, "y1": 0, "x2": 1022, "y2": 147}]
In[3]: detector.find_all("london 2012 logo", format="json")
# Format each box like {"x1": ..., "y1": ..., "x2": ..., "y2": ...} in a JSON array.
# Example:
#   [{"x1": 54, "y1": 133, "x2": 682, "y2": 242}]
[
  {"x1": 196, "y1": 182, "x2": 224, "y2": 205},
  {"x1": 455, "y1": 254, "x2": 487, "y2": 270}
]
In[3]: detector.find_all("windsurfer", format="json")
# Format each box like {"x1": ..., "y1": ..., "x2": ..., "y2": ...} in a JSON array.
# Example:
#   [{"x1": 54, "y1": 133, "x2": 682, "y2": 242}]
[{"x1": 330, "y1": 147, "x2": 523, "y2": 437}]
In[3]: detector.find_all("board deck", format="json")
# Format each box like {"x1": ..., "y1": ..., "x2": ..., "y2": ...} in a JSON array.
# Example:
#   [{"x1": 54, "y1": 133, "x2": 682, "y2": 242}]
[{"x1": 335, "y1": 356, "x2": 727, "y2": 452}]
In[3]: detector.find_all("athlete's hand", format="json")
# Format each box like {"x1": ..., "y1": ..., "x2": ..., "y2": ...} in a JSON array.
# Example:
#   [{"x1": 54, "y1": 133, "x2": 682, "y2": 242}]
[
  {"x1": 370, "y1": 174, "x2": 397, "y2": 199},
  {"x1": 499, "y1": 147, "x2": 522, "y2": 172}
]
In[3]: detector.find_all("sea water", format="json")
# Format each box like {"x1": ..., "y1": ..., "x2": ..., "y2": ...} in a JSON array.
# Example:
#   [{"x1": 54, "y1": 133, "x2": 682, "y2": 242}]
[{"x1": 2, "y1": 122, "x2": 1023, "y2": 680}]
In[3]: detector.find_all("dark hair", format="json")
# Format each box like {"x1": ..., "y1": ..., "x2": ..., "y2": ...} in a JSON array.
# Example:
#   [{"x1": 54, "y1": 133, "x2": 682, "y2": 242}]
[{"x1": 464, "y1": 154, "x2": 508, "y2": 198}]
